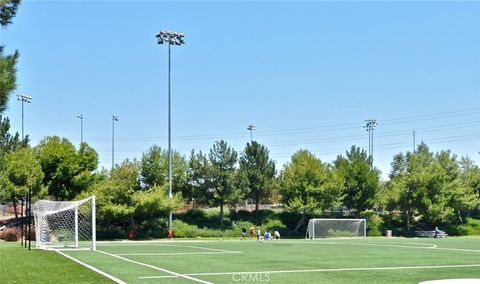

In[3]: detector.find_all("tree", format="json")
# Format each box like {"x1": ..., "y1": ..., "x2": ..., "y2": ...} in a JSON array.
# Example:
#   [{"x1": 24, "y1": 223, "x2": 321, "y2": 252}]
[
  {"x1": 82, "y1": 160, "x2": 182, "y2": 236},
  {"x1": 35, "y1": 136, "x2": 98, "y2": 200},
  {"x1": 0, "y1": 0, "x2": 21, "y2": 26},
  {"x1": 185, "y1": 149, "x2": 210, "y2": 203},
  {"x1": 0, "y1": 147, "x2": 44, "y2": 218},
  {"x1": 280, "y1": 150, "x2": 344, "y2": 232},
  {"x1": 0, "y1": 0, "x2": 22, "y2": 113},
  {"x1": 0, "y1": 115, "x2": 28, "y2": 204},
  {"x1": 238, "y1": 141, "x2": 276, "y2": 223},
  {"x1": 186, "y1": 141, "x2": 239, "y2": 225},
  {"x1": 208, "y1": 140, "x2": 239, "y2": 225},
  {"x1": 334, "y1": 146, "x2": 380, "y2": 217},
  {"x1": 140, "y1": 145, "x2": 187, "y2": 192},
  {"x1": 388, "y1": 143, "x2": 478, "y2": 231},
  {"x1": 0, "y1": 115, "x2": 27, "y2": 168}
]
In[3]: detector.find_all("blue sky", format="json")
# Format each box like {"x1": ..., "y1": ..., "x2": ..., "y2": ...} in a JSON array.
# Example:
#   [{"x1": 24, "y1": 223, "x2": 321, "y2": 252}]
[{"x1": 2, "y1": 0, "x2": 479, "y2": 179}]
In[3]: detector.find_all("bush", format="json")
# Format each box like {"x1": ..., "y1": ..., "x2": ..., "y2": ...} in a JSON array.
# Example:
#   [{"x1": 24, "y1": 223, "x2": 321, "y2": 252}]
[
  {"x1": 261, "y1": 219, "x2": 288, "y2": 237},
  {"x1": 0, "y1": 227, "x2": 20, "y2": 242},
  {"x1": 361, "y1": 210, "x2": 384, "y2": 237},
  {"x1": 457, "y1": 218, "x2": 480, "y2": 236}
]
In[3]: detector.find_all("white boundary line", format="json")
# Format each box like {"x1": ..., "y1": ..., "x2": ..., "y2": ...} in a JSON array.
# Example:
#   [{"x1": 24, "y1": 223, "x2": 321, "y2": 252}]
[
  {"x1": 55, "y1": 250, "x2": 127, "y2": 284},
  {"x1": 183, "y1": 245, "x2": 240, "y2": 253},
  {"x1": 96, "y1": 249, "x2": 214, "y2": 284},
  {"x1": 117, "y1": 251, "x2": 241, "y2": 256},
  {"x1": 139, "y1": 263, "x2": 480, "y2": 279}
]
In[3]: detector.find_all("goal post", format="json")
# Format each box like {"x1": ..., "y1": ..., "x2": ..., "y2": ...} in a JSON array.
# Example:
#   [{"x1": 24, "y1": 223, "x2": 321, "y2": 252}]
[
  {"x1": 33, "y1": 196, "x2": 96, "y2": 250},
  {"x1": 305, "y1": 218, "x2": 366, "y2": 239}
]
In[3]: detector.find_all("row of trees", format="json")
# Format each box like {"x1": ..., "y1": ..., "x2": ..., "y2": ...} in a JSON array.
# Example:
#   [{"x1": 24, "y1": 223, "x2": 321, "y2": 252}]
[{"x1": 2, "y1": 125, "x2": 479, "y2": 234}]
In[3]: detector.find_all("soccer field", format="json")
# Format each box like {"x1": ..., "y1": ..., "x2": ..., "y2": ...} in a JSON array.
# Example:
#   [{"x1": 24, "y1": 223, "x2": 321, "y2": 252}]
[{"x1": 57, "y1": 237, "x2": 480, "y2": 284}]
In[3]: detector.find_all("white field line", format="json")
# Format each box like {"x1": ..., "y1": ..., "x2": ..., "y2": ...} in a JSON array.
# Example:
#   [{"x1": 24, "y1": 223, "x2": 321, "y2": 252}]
[
  {"x1": 139, "y1": 263, "x2": 480, "y2": 279},
  {"x1": 55, "y1": 250, "x2": 127, "y2": 284},
  {"x1": 98, "y1": 240, "x2": 206, "y2": 245},
  {"x1": 357, "y1": 243, "x2": 438, "y2": 250},
  {"x1": 254, "y1": 240, "x2": 480, "y2": 254},
  {"x1": 358, "y1": 243, "x2": 480, "y2": 254},
  {"x1": 117, "y1": 251, "x2": 241, "y2": 256},
  {"x1": 183, "y1": 245, "x2": 240, "y2": 253},
  {"x1": 96, "y1": 249, "x2": 214, "y2": 284}
]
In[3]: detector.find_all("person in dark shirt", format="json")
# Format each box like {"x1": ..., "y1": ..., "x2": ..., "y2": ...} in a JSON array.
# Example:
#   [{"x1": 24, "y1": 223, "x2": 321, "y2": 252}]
[{"x1": 241, "y1": 227, "x2": 247, "y2": 240}]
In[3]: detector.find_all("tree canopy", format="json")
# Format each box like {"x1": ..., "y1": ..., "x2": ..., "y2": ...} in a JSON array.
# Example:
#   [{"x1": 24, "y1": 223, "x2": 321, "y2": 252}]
[{"x1": 239, "y1": 141, "x2": 276, "y2": 222}]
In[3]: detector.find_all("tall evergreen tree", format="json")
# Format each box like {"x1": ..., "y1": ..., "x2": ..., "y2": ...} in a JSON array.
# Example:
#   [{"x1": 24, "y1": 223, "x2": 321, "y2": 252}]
[
  {"x1": 239, "y1": 141, "x2": 276, "y2": 223},
  {"x1": 208, "y1": 140, "x2": 239, "y2": 225},
  {"x1": 0, "y1": 0, "x2": 21, "y2": 113}
]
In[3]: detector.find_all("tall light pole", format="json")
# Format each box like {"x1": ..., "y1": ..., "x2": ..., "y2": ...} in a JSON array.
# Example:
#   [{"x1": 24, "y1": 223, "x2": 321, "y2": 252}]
[
  {"x1": 17, "y1": 93, "x2": 32, "y2": 140},
  {"x1": 112, "y1": 115, "x2": 118, "y2": 170},
  {"x1": 247, "y1": 124, "x2": 256, "y2": 143},
  {"x1": 77, "y1": 114, "x2": 84, "y2": 145},
  {"x1": 363, "y1": 118, "x2": 378, "y2": 167},
  {"x1": 156, "y1": 30, "x2": 185, "y2": 231},
  {"x1": 17, "y1": 93, "x2": 31, "y2": 248}
]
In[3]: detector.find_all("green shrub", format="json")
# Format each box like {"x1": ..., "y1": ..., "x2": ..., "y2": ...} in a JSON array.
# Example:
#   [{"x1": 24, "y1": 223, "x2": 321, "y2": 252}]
[
  {"x1": 261, "y1": 219, "x2": 288, "y2": 236},
  {"x1": 457, "y1": 218, "x2": 480, "y2": 236},
  {"x1": 361, "y1": 210, "x2": 384, "y2": 237}
]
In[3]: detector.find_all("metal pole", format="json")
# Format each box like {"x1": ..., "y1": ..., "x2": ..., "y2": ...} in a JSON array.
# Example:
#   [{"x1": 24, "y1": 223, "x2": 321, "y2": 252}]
[
  {"x1": 168, "y1": 42, "x2": 173, "y2": 231},
  {"x1": 80, "y1": 116, "x2": 83, "y2": 144},
  {"x1": 92, "y1": 196, "x2": 96, "y2": 251},
  {"x1": 413, "y1": 130, "x2": 416, "y2": 154},
  {"x1": 21, "y1": 99, "x2": 24, "y2": 140},
  {"x1": 28, "y1": 189, "x2": 31, "y2": 250},
  {"x1": 112, "y1": 116, "x2": 115, "y2": 170},
  {"x1": 371, "y1": 127, "x2": 374, "y2": 166},
  {"x1": 156, "y1": 30, "x2": 184, "y2": 233}
]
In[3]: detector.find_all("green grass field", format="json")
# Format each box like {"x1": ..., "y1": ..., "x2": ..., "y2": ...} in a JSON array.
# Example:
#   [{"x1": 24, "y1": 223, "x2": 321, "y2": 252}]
[{"x1": 2, "y1": 237, "x2": 480, "y2": 283}]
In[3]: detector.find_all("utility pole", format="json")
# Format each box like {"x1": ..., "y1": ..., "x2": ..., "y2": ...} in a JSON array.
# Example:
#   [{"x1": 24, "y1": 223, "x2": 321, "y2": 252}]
[
  {"x1": 413, "y1": 130, "x2": 416, "y2": 154},
  {"x1": 77, "y1": 114, "x2": 84, "y2": 145},
  {"x1": 112, "y1": 115, "x2": 118, "y2": 170}
]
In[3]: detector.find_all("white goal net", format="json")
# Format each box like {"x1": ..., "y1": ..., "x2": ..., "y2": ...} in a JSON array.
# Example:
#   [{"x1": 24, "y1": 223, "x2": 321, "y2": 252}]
[
  {"x1": 305, "y1": 218, "x2": 366, "y2": 239},
  {"x1": 33, "y1": 196, "x2": 96, "y2": 250}
]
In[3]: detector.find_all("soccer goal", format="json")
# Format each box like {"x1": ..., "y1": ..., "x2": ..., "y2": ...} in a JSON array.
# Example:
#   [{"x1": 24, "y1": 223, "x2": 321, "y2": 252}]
[
  {"x1": 33, "y1": 196, "x2": 96, "y2": 250},
  {"x1": 305, "y1": 218, "x2": 366, "y2": 239}
]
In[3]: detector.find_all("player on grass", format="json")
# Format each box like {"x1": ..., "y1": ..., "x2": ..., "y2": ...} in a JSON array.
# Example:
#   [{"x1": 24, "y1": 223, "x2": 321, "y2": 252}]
[
  {"x1": 241, "y1": 227, "x2": 247, "y2": 240},
  {"x1": 249, "y1": 225, "x2": 255, "y2": 240}
]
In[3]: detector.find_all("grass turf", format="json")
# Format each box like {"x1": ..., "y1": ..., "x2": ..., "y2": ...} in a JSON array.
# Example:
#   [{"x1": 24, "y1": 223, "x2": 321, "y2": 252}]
[
  {"x1": 2, "y1": 237, "x2": 480, "y2": 283},
  {"x1": 0, "y1": 241, "x2": 113, "y2": 283}
]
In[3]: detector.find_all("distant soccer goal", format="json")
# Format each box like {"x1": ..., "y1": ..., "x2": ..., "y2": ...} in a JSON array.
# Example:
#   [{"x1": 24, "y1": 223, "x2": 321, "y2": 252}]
[
  {"x1": 305, "y1": 218, "x2": 366, "y2": 239},
  {"x1": 33, "y1": 196, "x2": 96, "y2": 250}
]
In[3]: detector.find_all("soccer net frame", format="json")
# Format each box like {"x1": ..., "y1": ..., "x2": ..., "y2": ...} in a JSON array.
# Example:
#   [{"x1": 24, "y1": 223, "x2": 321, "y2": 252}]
[
  {"x1": 33, "y1": 196, "x2": 96, "y2": 250},
  {"x1": 305, "y1": 218, "x2": 367, "y2": 239}
]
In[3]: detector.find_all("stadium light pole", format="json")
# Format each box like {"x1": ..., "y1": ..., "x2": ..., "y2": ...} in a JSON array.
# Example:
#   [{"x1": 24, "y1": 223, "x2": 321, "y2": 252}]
[
  {"x1": 247, "y1": 124, "x2": 256, "y2": 143},
  {"x1": 156, "y1": 30, "x2": 185, "y2": 232},
  {"x1": 112, "y1": 115, "x2": 118, "y2": 170},
  {"x1": 77, "y1": 114, "x2": 84, "y2": 145},
  {"x1": 363, "y1": 118, "x2": 378, "y2": 167},
  {"x1": 17, "y1": 93, "x2": 31, "y2": 248},
  {"x1": 17, "y1": 93, "x2": 32, "y2": 140}
]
